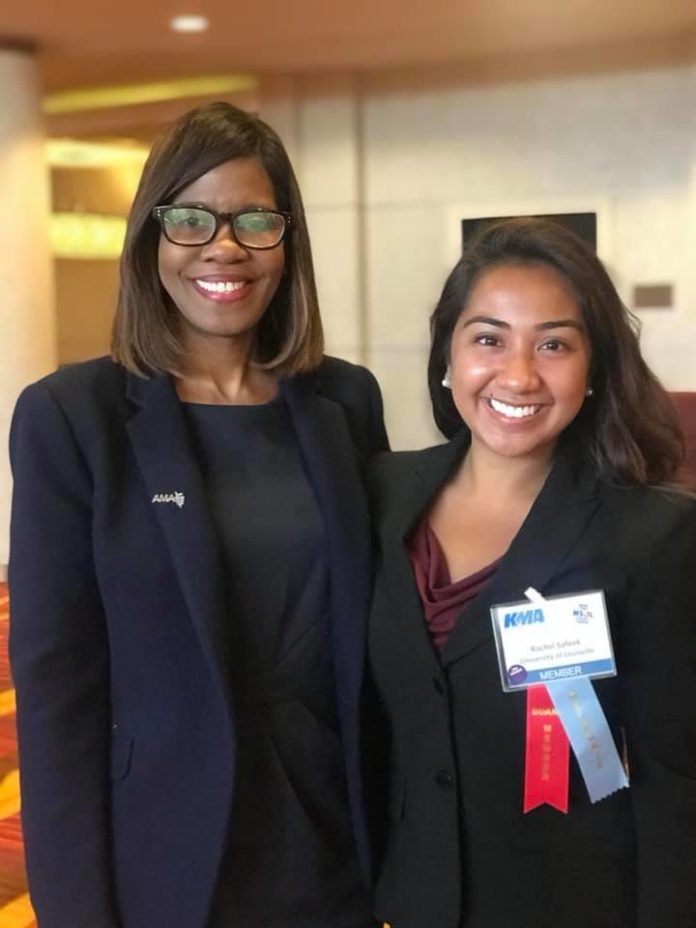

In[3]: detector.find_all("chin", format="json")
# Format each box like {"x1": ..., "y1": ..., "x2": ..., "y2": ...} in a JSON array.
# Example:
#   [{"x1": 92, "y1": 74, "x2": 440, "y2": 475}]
[{"x1": 475, "y1": 431, "x2": 558, "y2": 461}]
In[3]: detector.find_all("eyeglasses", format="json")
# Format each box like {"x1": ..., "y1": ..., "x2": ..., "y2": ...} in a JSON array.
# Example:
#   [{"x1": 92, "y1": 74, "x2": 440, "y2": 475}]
[{"x1": 152, "y1": 204, "x2": 292, "y2": 249}]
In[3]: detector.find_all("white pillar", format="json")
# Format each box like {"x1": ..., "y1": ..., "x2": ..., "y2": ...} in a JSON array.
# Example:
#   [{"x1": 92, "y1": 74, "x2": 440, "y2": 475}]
[{"x1": 0, "y1": 47, "x2": 56, "y2": 571}]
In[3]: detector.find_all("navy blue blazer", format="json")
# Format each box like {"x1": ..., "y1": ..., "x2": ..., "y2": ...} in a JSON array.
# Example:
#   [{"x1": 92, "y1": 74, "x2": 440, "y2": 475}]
[
  {"x1": 367, "y1": 431, "x2": 696, "y2": 928},
  {"x1": 8, "y1": 355, "x2": 388, "y2": 928}
]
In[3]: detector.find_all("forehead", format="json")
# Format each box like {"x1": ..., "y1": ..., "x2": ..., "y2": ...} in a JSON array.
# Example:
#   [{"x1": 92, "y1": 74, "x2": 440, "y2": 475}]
[
  {"x1": 173, "y1": 157, "x2": 276, "y2": 208},
  {"x1": 460, "y1": 262, "x2": 583, "y2": 325}
]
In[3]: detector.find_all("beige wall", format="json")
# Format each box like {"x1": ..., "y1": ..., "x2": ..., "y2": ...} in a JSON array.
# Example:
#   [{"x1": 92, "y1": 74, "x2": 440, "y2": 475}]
[
  {"x1": 49, "y1": 62, "x2": 696, "y2": 451},
  {"x1": 261, "y1": 62, "x2": 696, "y2": 450}
]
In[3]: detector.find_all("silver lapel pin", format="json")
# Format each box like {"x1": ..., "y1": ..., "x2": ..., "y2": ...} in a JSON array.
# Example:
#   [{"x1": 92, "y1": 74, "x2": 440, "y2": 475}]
[{"x1": 151, "y1": 491, "x2": 185, "y2": 509}]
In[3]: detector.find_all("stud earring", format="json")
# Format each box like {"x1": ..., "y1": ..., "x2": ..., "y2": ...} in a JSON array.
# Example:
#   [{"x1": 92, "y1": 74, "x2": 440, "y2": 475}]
[
  {"x1": 585, "y1": 386, "x2": 594, "y2": 397},
  {"x1": 442, "y1": 368, "x2": 452, "y2": 389}
]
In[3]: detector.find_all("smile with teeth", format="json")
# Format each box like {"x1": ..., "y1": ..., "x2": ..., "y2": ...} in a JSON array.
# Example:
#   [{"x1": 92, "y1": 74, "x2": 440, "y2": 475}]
[
  {"x1": 487, "y1": 397, "x2": 541, "y2": 419},
  {"x1": 195, "y1": 279, "x2": 247, "y2": 294}
]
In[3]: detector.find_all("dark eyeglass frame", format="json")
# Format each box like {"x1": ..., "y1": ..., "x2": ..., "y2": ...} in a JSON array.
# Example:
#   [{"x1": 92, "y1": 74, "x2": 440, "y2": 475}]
[{"x1": 151, "y1": 204, "x2": 293, "y2": 249}]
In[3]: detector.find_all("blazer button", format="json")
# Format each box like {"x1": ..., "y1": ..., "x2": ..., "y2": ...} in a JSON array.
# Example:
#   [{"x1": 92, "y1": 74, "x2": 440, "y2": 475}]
[
  {"x1": 435, "y1": 769, "x2": 455, "y2": 790},
  {"x1": 433, "y1": 676, "x2": 445, "y2": 694}
]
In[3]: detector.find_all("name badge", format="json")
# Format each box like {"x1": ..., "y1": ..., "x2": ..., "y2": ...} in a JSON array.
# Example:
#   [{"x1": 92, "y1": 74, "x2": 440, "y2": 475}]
[
  {"x1": 491, "y1": 588, "x2": 616, "y2": 692},
  {"x1": 492, "y1": 588, "x2": 628, "y2": 808}
]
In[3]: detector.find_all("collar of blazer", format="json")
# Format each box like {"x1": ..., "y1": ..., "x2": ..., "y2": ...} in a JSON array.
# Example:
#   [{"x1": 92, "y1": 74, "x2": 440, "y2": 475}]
[
  {"x1": 124, "y1": 368, "x2": 371, "y2": 724},
  {"x1": 379, "y1": 428, "x2": 602, "y2": 669}
]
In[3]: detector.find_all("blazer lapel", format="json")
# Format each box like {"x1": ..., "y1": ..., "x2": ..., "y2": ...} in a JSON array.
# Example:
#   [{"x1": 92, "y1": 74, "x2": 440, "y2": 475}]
[
  {"x1": 125, "y1": 373, "x2": 233, "y2": 713},
  {"x1": 381, "y1": 430, "x2": 472, "y2": 672},
  {"x1": 280, "y1": 375, "x2": 370, "y2": 712},
  {"x1": 280, "y1": 373, "x2": 372, "y2": 871},
  {"x1": 441, "y1": 440, "x2": 601, "y2": 667}
]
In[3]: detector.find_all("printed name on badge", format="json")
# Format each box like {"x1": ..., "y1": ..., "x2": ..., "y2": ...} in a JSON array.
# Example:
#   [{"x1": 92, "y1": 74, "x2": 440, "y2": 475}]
[{"x1": 490, "y1": 589, "x2": 616, "y2": 693}]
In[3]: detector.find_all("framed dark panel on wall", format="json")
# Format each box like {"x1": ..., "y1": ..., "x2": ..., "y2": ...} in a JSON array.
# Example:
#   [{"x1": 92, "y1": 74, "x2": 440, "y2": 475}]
[{"x1": 461, "y1": 212, "x2": 597, "y2": 252}]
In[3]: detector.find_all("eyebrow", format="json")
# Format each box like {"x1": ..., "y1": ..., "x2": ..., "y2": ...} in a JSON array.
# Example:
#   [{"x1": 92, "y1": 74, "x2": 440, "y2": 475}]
[{"x1": 461, "y1": 315, "x2": 585, "y2": 332}]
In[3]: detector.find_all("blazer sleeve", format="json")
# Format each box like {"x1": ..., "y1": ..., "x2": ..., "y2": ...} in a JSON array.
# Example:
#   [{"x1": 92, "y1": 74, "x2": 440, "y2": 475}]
[
  {"x1": 8, "y1": 382, "x2": 120, "y2": 927},
  {"x1": 619, "y1": 498, "x2": 696, "y2": 927}
]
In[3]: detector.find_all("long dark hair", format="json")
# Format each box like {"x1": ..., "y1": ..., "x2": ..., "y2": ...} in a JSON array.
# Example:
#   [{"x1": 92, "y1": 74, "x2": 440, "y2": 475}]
[
  {"x1": 112, "y1": 101, "x2": 323, "y2": 376},
  {"x1": 428, "y1": 217, "x2": 683, "y2": 485}
]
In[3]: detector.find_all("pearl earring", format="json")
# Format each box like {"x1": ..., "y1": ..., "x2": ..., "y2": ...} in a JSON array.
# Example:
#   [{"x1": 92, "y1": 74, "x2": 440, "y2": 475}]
[
  {"x1": 442, "y1": 369, "x2": 452, "y2": 389},
  {"x1": 585, "y1": 386, "x2": 594, "y2": 397}
]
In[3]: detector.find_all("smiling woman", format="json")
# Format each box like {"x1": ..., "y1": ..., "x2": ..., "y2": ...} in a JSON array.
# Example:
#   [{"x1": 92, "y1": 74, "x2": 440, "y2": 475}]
[
  {"x1": 8, "y1": 101, "x2": 388, "y2": 928},
  {"x1": 365, "y1": 217, "x2": 696, "y2": 928}
]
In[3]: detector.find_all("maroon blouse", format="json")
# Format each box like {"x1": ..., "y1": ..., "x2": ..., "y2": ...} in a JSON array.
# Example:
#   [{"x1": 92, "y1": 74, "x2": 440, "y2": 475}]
[{"x1": 407, "y1": 520, "x2": 500, "y2": 650}]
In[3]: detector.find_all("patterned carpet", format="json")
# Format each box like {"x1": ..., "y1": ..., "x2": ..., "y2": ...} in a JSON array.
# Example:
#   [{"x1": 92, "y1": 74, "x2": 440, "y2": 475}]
[{"x1": 0, "y1": 585, "x2": 35, "y2": 928}]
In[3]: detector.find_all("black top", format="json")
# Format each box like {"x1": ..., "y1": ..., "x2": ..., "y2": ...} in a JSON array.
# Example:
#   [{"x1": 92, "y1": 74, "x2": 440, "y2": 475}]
[{"x1": 183, "y1": 398, "x2": 372, "y2": 928}]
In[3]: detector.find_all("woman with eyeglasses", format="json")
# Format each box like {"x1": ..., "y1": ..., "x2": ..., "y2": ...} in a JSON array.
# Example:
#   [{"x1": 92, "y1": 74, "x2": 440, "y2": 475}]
[
  {"x1": 366, "y1": 218, "x2": 696, "y2": 928},
  {"x1": 9, "y1": 102, "x2": 387, "y2": 928}
]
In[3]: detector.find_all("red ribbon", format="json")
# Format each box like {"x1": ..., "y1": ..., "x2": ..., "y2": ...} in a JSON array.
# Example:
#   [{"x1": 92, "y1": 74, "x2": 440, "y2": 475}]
[{"x1": 523, "y1": 684, "x2": 570, "y2": 813}]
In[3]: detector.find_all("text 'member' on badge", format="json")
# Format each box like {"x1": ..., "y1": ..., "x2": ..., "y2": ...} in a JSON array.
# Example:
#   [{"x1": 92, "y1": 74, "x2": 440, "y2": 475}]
[{"x1": 490, "y1": 589, "x2": 616, "y2": 693}]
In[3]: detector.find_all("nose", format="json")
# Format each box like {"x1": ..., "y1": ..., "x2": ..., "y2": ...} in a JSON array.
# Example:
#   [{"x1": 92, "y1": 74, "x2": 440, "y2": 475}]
[
  {"x1": 200, "y1": 223, "x2": 248, "y2": 261},
  {"x1": 497, "y1": 348, "x2": 541, "y2": 393}
]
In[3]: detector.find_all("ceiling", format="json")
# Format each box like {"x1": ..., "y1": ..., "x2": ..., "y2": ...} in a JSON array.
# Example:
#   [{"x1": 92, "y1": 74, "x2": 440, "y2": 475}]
[{"x1": 2, "y1": 0, "x2": 695, "y2": 94}]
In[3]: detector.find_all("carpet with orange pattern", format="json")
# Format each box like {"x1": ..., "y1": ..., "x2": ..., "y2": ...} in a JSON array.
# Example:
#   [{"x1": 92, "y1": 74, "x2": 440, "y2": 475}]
[{"x1": 0, "y1": 584, "x2": 35, "y2": 928}]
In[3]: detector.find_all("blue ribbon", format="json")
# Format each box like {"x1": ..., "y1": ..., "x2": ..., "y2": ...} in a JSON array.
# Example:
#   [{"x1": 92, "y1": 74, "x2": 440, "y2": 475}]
[{"x1": 545, "y1": 676, "x2": 629, "y2": 803}]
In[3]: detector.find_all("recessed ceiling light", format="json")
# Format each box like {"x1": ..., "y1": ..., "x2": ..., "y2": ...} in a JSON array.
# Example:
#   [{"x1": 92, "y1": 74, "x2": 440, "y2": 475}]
[{"x1": 170, "y1": 14, "x2": 209, "y2": 33}]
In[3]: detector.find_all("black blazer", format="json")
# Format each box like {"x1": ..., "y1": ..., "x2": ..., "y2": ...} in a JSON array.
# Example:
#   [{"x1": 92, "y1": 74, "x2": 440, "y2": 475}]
[
  {"x1": 367, "y1": 430, "x2": 696, "y2": 928},
  {"x1": 8, "y1": 355, "x2": 388, "y2": 928}
]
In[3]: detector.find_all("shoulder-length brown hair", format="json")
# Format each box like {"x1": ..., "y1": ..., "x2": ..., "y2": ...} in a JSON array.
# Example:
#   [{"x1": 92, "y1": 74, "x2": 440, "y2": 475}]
[
  {"x1": 112, "y1": 101, "x2": 323, "y2": 376},
  {"x1": 428, "y1": 217, "x2": 684, "y2": 486}
]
